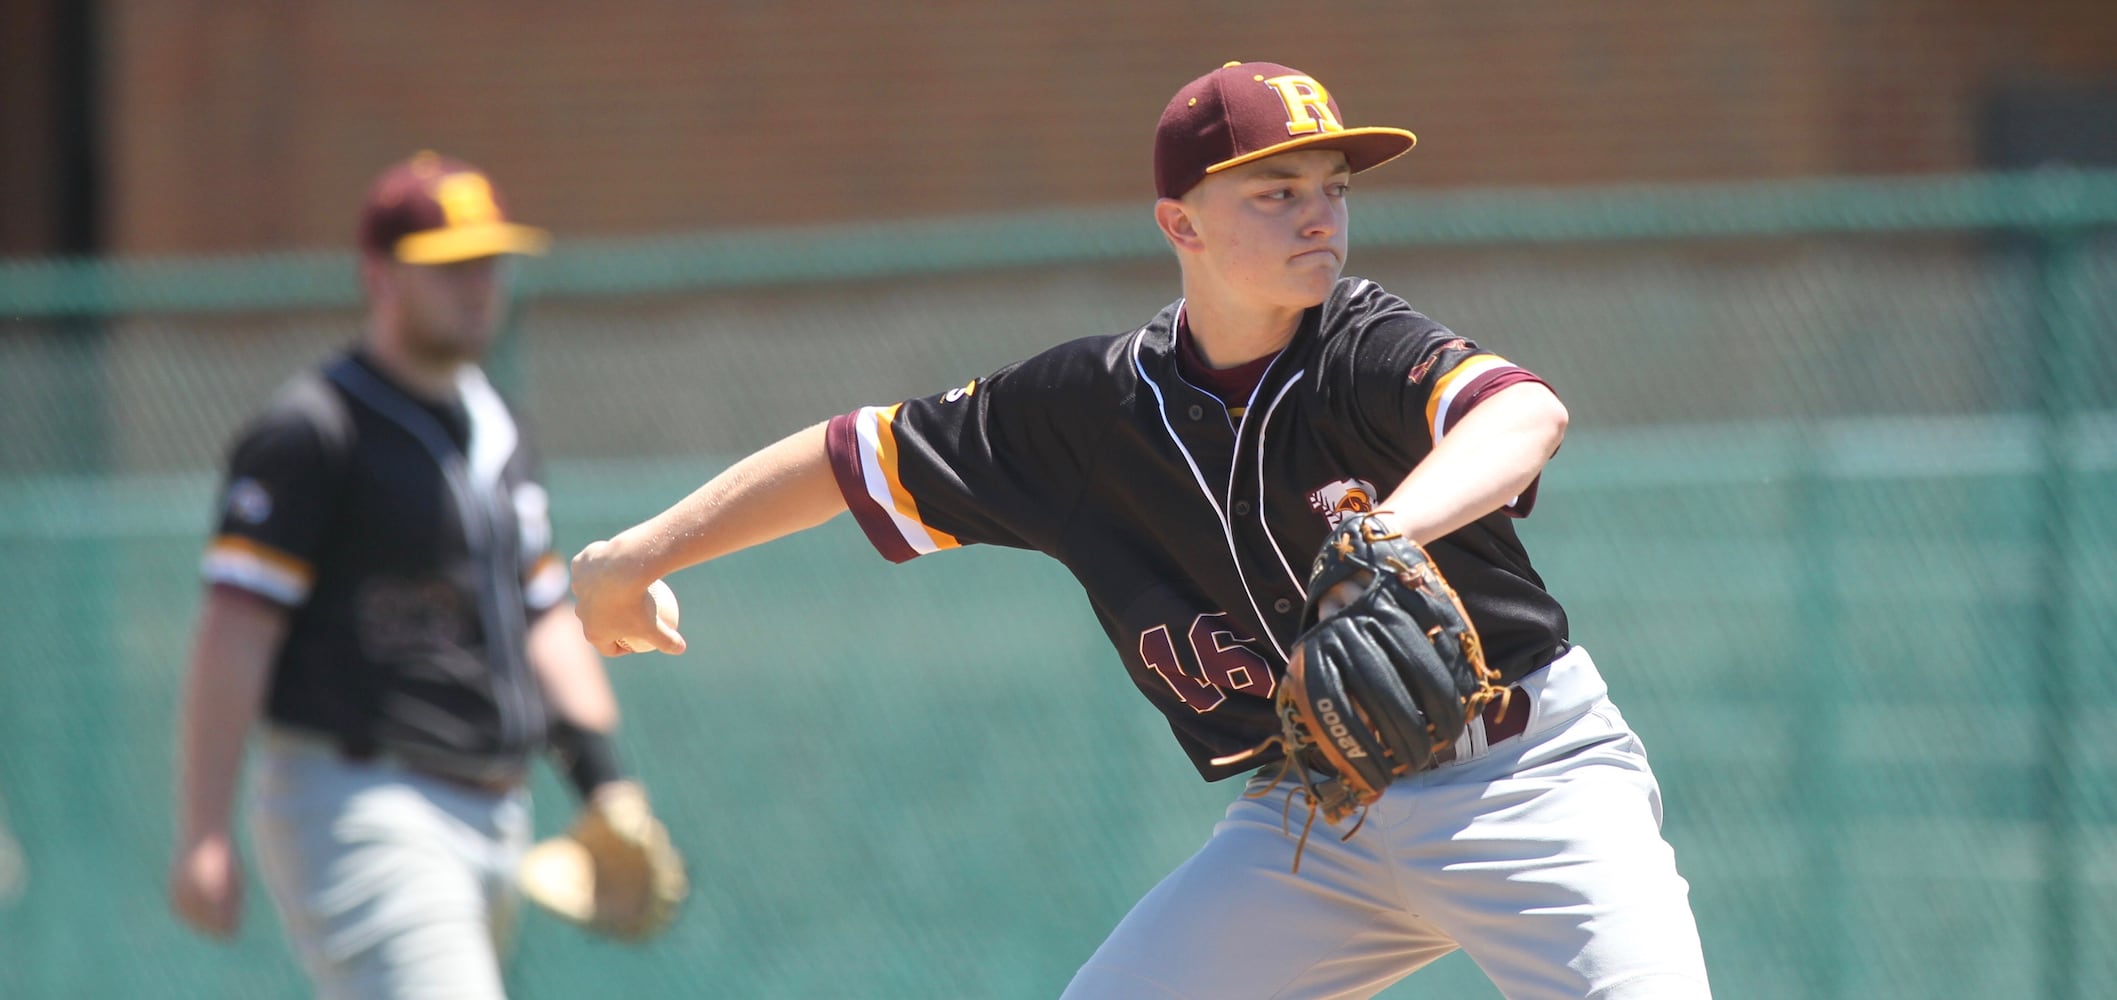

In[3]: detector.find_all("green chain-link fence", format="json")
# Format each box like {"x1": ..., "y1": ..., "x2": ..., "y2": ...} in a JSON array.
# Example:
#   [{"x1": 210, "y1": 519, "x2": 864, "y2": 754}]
[{"x1": 2, "y1": 170, "x2": 2113, "y2": 998}]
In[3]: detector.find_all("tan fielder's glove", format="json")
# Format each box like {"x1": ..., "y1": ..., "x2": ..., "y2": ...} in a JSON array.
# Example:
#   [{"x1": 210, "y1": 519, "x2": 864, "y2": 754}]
[{"x1": 517, "y1": 780, "x2": 688, "y2": 940}]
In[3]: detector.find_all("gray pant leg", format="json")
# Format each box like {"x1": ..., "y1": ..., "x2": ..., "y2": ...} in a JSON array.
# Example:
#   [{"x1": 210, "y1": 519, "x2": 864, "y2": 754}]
[
  {"x1": 1062, "y1": 772, "x2": 1457, "y2": 1000},
  {"x1": 249, "y1": 741, "x2": 531, "y2": 1000}
]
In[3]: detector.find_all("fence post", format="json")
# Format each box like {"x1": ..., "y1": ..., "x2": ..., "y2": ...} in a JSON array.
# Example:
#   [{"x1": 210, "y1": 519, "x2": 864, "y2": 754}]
[
  {"x1": 1794, "y1": 418, "x2": 1850, "y2": 998},
  {"x1": 2030, "y1": 171, "x2": 2093, "y2": 1000}
]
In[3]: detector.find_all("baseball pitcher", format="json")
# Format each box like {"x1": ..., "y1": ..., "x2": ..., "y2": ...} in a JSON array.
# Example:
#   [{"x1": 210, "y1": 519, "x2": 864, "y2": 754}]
[{"x1": 571, "y1": 62, "x2": 1710, "y2": 999}]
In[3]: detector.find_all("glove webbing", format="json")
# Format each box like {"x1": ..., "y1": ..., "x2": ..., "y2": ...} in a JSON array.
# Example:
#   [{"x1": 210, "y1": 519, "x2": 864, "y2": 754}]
[
  {"x1": 1210, "y1": 698, "x2": 1369, "y2": 875},
  {"x1": 1380, "y1": 551, "x2": 1511, "y2": 730}
]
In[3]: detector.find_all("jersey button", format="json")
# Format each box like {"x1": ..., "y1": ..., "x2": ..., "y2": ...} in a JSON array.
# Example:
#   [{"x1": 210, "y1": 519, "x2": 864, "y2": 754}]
[
  {"x1": 1233, "y1": 501, "x2": 1252, "y2": 516},
  {"x1": 1274, "y1": 598, "x2": 1293, "y2": 614},
  {"x1": 1187, "y1": 404, "x2": 1204, "y2": 420}
]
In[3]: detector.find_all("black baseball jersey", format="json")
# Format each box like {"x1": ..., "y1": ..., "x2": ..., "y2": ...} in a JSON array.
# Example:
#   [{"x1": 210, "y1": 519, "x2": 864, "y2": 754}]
[
  {"x1": 825, "y1": 278, "x2": 1571, "y2": 781},
  {"x1": 201, "y1": 351, "x2": 565, "y2": 783}
]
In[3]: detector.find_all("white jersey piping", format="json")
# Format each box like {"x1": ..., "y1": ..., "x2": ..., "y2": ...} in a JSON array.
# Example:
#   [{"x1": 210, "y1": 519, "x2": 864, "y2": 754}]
[{"x1": 1131, "y1": 319, "x2": 1291, "y2": 664}]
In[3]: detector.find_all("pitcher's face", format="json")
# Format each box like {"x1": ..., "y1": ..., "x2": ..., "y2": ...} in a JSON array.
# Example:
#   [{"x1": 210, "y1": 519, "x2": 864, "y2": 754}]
[{"x1": 1182, "y1": 148, "x2": 1351, "y2": 311}]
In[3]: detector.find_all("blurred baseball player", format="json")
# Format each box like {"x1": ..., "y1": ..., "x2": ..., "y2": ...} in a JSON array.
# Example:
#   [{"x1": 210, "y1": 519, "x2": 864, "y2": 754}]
[
  {"x1": 168, "y1": 153, "x2": 682, "y2": 999},
  {"x1": 571, "y1": 62, "x2": 1710, "y2": 998}
]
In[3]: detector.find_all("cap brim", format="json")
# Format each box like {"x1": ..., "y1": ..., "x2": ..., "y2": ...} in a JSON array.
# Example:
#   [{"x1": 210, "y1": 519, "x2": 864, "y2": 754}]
[
  {"x1": 394, "y1": 222, "x2": 552, "y2": 264},
  {"x1": 1205, "y1": 126, "x2": 1418, "y2": 179}
]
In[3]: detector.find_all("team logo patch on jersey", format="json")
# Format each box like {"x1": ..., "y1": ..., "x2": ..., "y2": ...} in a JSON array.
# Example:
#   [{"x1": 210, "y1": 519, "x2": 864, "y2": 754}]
[
  {"x1": 226, "y1": 477, "x2": 273, "y2": 525},
  {"x1": 942, "y1": 379, "x2": 978, "y2": 403},
  {"x1": 1307, "y1": 477, "x2": 1379, "y2": 529},
  {"x1": 1408, "y1": 338, "x2": 1471, "y2": 385}
]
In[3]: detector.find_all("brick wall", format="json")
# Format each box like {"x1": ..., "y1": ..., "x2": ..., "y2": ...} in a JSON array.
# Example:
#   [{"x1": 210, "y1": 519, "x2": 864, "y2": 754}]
[{"x1": 97, "y1": 0, "x2": 2117, "y2": 255}]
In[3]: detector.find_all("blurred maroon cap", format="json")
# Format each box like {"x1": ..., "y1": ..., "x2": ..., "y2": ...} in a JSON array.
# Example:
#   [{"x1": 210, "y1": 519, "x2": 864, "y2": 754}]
[
  {"x1": 1154, "y1": 61, "x2": 1416, "y2": 200},
  {"x1": 357, "y1": 151, "x2": 550, "y2": 263}
]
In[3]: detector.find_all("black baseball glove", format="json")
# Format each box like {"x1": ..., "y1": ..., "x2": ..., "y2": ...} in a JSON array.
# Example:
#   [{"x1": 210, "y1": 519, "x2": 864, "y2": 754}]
[{"x1": 1216, "y1": 513, "x2": 1508, "y2": 864}]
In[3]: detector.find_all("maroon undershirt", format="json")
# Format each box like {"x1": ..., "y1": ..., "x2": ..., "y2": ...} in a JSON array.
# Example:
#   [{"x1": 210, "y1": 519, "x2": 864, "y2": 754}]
[
  {"x1": 1173, "y1": 313, "x2": 1548, "y2": 516},
  {"x1": 1173, "y1": 315, "x2": 1278, "y2": 411}
]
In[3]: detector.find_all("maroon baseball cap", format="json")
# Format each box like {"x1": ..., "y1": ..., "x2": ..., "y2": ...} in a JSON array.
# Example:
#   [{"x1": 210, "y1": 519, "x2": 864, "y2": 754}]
[
  {"x1": 357, "y1": 151, "x2": 550, "y2": 264},
  {"x1": 1154, "y1": 61, "x2": 1417, "y2": 200}
]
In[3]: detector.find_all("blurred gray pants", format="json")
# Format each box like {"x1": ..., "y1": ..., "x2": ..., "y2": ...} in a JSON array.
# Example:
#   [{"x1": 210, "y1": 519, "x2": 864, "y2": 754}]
[{"x1": 249, "y1": 730, "x2": 532, "y2": 1000}]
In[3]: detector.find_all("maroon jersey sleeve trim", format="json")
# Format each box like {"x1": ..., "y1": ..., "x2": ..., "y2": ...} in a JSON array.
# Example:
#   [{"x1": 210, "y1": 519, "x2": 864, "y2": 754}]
[
  {"x1": 1446, "y1": 368, "x2": 1553, "y2": 518},
  {"x1": 1507, "y1": 477, "x2": 1543, "y2": 518},
  {"x1": 1443, "y1": 368, "x2": 1548, "y2": 428},
  {"x1": 826, "y1": 411, "x2": 920, "y2": 564}
]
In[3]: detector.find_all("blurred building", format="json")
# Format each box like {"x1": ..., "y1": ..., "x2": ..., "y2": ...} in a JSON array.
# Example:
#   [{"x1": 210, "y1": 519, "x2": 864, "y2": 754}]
[{"x1": 3, "y1": 0, "x2": 2116, "y2": 257}]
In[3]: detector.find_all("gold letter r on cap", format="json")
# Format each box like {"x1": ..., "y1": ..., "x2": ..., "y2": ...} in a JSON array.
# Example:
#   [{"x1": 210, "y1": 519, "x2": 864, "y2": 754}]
[
  {"x1": 435, "y1": 173, "x2": 502, "y2": 227},
  {"x1": 1262, "y1": 75, "x2": 1344, "y2": 136}
]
